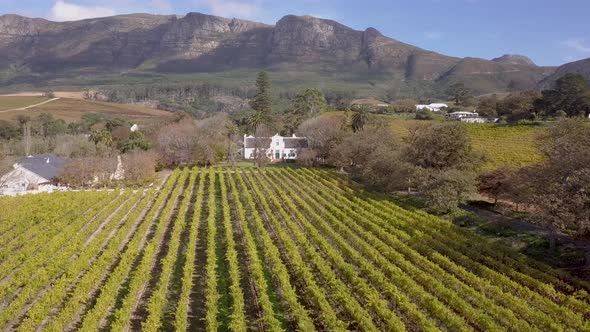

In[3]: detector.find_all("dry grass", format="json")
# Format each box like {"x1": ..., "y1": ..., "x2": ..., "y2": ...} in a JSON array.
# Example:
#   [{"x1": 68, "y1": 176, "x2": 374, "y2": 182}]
[
  {"x1": 0, "y1": 96, "x2": 50, "y2": 111},
  {"x1": 0, "y1": 98, "x2": 171, "y2": 123}
]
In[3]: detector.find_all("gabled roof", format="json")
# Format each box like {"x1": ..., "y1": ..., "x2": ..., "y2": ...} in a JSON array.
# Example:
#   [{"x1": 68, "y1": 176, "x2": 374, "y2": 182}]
[
  {"x1": 16, "y1": 154, "x2": 66, "y2": 180},
  {"x1": 244, "y1": 137, "x2": 272, "y2": 149},
  {"x1": 284, "y1": 138, "x2": 309, "y2": 148}
]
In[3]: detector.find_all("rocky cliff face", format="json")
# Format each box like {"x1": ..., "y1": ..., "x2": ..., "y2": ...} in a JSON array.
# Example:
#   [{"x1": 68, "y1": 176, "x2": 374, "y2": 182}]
[
  {"x1": 492, "y1": 54, "x2": 536, "y2": 66},
  {"x1": 0, "y1": 12, "x2": 561, "y2": 93}
]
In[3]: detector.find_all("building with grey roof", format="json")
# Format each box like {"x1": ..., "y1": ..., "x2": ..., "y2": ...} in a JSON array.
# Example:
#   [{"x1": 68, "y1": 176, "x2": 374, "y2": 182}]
[{"x1": 0, "y1": 154, "x2": 67, "y2": 195}]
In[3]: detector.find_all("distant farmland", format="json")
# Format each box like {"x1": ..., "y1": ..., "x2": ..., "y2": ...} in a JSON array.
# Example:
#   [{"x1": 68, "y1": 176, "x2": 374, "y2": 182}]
[
  {"x1": 0, "y1": 96, "x2": 50, "y2": 111},
  {"x1": 0, "y1": 97, "x2": 171, "y2": 123},
  {"x1": 0, "y1": 167, "x2": 588, "y2": 331}
]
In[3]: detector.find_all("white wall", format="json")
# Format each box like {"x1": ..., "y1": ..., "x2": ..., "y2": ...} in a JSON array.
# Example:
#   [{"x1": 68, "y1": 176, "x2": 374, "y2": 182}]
[{"x1": 0, "y1": 167, "x2": 50, "y2": 195}]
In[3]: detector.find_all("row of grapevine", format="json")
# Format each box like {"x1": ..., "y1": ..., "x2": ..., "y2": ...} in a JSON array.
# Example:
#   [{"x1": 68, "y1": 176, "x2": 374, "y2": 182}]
[
  {"x1": 218, "y1": 170, "x2": 247, "y2": 331},
  {"x1": 233, "y1": 170, "x2": 316, "y2": 331},
  {"x1": 0, "y1": 191, "x2": 106, "y2": 246},
  {"x1": 174, "y1": 168, "x2": 206, "y2": 330},
  {"x1": 238, "y1": 170, "x2": 350, "y2": 331},
  {"x1": 0, "y1": 190, "x2": 139, "y2": 327},
  {"x1": 259, "y1": 169, "x2": 475, "y2": 331},
  {"x1": 278, "y1": 168, "x2": 530, "y2": 330},
  {"x1": 1, "y1": 166, "x2": 588, "y2": 331},
  {"x1": 0, "y1": 190, "x2": 116, "y2": 282},
  {"x1": 243, "y1": 169, "x2": 395, "y2": 331},
  {"x1": 0, "y1": 191, "x2": 109, "y2": 263},
  {"x1": 204, "y1": 169, "x2": 221, "y2": 330},
  {"x1": 107, "y1": 168, "x2": 189, "y2": 331},
  {"x1": 143, "y1": 169, "x2": 198, "y2": 330},
  {"x1": 298, "y1": 168, "x2": 587, "y2": 330},
  {"x1": 226, "y1": 169, "x2": 286, "y2": 331},
  {"x1": 19, "y1": 189, "x2": 156, "y2": 331}
]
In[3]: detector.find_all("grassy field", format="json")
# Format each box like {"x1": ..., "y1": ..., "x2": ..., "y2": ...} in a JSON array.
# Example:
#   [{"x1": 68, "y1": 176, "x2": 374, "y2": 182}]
[
  {"x1": 0, "y1": 96, "x2": 50, "y2": 111},
  {"x1": 0, "y1": 167, "x2": 588, "y2": 331},
  {"x1": 0, "y1": 97, "x2": 171, "y2": 123},
  {"x1": 389, "y1": 118, "x2": 544, "y2": 170}
]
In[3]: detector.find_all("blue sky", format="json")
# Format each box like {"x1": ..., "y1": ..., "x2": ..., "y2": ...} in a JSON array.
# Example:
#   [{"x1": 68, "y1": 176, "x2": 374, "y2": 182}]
[{"x1": 1, "y1": 0, "x2": 589, "y2": 66}]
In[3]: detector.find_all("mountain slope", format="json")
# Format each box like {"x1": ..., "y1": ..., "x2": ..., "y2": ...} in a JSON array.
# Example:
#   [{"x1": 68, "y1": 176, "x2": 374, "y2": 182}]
[
  {"x1": 0, "y1": 12, "x2": 559, "y2": 96},
  {"x1": 537, "y1": 57, "x2": 590, "y2": 89}
]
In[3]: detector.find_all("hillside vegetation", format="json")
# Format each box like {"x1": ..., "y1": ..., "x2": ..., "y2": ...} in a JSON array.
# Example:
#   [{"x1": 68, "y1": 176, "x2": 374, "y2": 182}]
[{"x1": 0, "y1": 167, "x2": 588, "y2": 331}]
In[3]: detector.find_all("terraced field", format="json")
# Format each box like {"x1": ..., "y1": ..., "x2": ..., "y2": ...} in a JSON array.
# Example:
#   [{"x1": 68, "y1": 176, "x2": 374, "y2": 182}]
[{"x1": 0, "y1": 167, "x2": 588, "y2": 331}]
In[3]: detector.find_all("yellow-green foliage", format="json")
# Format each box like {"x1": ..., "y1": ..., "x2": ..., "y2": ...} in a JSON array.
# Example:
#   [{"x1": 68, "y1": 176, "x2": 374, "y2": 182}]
[
  {"x1": 466, "y1": 124, "x2": 544, "y2": 170},
  {"x1": 2, "y1": 168, "x2": 589, "y2": 331},
  {"x1": 389, "y1": 119, "x2": 544, "y2": 170}
]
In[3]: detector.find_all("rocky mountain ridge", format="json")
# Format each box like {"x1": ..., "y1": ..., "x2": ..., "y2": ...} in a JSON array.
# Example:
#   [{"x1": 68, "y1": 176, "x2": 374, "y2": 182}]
[{"x1": 0, "y1": 12, "x2": 585, "y2": 94}]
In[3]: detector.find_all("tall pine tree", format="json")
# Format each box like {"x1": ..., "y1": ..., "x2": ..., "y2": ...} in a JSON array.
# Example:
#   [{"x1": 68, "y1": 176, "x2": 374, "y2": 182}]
[
  {"x1": 250, "y1": 71, "x2": 272, "y2": 116},
  {"x1": 249, "y1": 71, "x2": 272, "y2": 165}
]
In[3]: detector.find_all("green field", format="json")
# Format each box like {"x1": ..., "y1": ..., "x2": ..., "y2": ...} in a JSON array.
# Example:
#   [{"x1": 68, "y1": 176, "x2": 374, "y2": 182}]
[
  {"x1": 390, "y1": 118, "x2": 544, "y2": 170},
  {"x1": 0, "y1": 96, "x2": 49, "y2": 111},
  {"x1": 0, "y1": 167, "x2": 588, "y2": 331}
]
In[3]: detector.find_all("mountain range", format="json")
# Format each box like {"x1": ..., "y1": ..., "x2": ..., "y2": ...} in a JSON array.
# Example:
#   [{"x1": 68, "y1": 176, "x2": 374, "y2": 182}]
[{"x1": 0, "y1": 12, "x2": 587, "y2": 97}]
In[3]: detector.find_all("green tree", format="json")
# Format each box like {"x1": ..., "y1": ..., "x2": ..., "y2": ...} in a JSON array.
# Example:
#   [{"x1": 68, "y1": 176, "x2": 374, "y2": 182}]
[
  {"x1": 476, "y1": 95, "x2": 498, "y2": 117},
  {"x1": 89, "y1": 129, "x2": 113, "y2": 147},
  {"x1": 522, "y1": 119, "x2": 590, "y2": 252},
  {"x1": 105, "y1": 118, "x2": 129, "y2": 132},
  {"x1": 539, "y1": 73, "x2": 590, "y2": 118},
  {"x1": 405, "y1": 122, "x2": 482, "y2": 213},
  {"x1": 0, "y1": 120, "x2": 21, "y2": 140},
  {"x1": 36, "y1": 113, "x2": 66, "y2": 137},
  {"x1": 446, "y1": 83, "x2": 472, "y2": 106},
  {"x1": 249, "y1": 71, "x2": 273, "y2": 166},
  {"x1": 250, "y1": 71, "x2": 272, "y2": 116},
  {"x1": 118, "y1": 131, "x2": 151, "y2": 153},
  {"x1": 293, "y1": 88, "x2": 327, "y2": 114}
]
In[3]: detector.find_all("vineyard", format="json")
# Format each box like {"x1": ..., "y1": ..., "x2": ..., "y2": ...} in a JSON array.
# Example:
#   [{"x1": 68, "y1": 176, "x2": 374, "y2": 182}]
[
  {"x1": 389, "y1": 119, "x2": 544, "y2": 170},
  {"x1": 0, "y1": 167, "x2": 589, "y2": 331},
  {"x1": 465, "y1": 124, "x2": 544, "y2": 170}
]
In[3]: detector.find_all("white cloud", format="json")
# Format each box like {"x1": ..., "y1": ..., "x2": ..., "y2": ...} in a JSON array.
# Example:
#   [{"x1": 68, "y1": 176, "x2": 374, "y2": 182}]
[
  {"x1": 49, "y1": 0, "x2": 116, "y2": 21},
  {"x1": 194, "y1": 0, "x2": 263, "y2": 20},
  {"x1": 562, "y1": 38, "x2": 590, "y2": 53}
]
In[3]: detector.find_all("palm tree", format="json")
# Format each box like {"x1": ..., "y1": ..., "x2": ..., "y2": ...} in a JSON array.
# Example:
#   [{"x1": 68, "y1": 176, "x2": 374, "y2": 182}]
[{"x1": 350, "y1": 107, "x2": 370, "y2": 133}]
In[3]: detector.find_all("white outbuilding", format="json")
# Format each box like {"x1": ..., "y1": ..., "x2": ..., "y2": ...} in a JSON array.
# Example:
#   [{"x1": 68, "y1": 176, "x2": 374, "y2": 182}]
[
  {"x1": 415, "y1": 103, "x2": 448, "y2": 112},
  {"x1": 0, "y1": 154, "x2": 67, "y2": 196}
]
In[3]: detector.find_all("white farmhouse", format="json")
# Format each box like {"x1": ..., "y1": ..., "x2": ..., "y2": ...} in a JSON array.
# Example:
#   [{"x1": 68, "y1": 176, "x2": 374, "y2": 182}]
[
  {"x1": 448, "y1": 111, "x2": 479, "y2": 120},
  {"x1": 0, "y1": 154, "x2": 66, "y2": 196},
  {"x1": 416, "y1": 103, "x2": 448, "y2": 112},
  {"x1": 243, "y1": 134, "x2": 309, "y2": 161}
]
